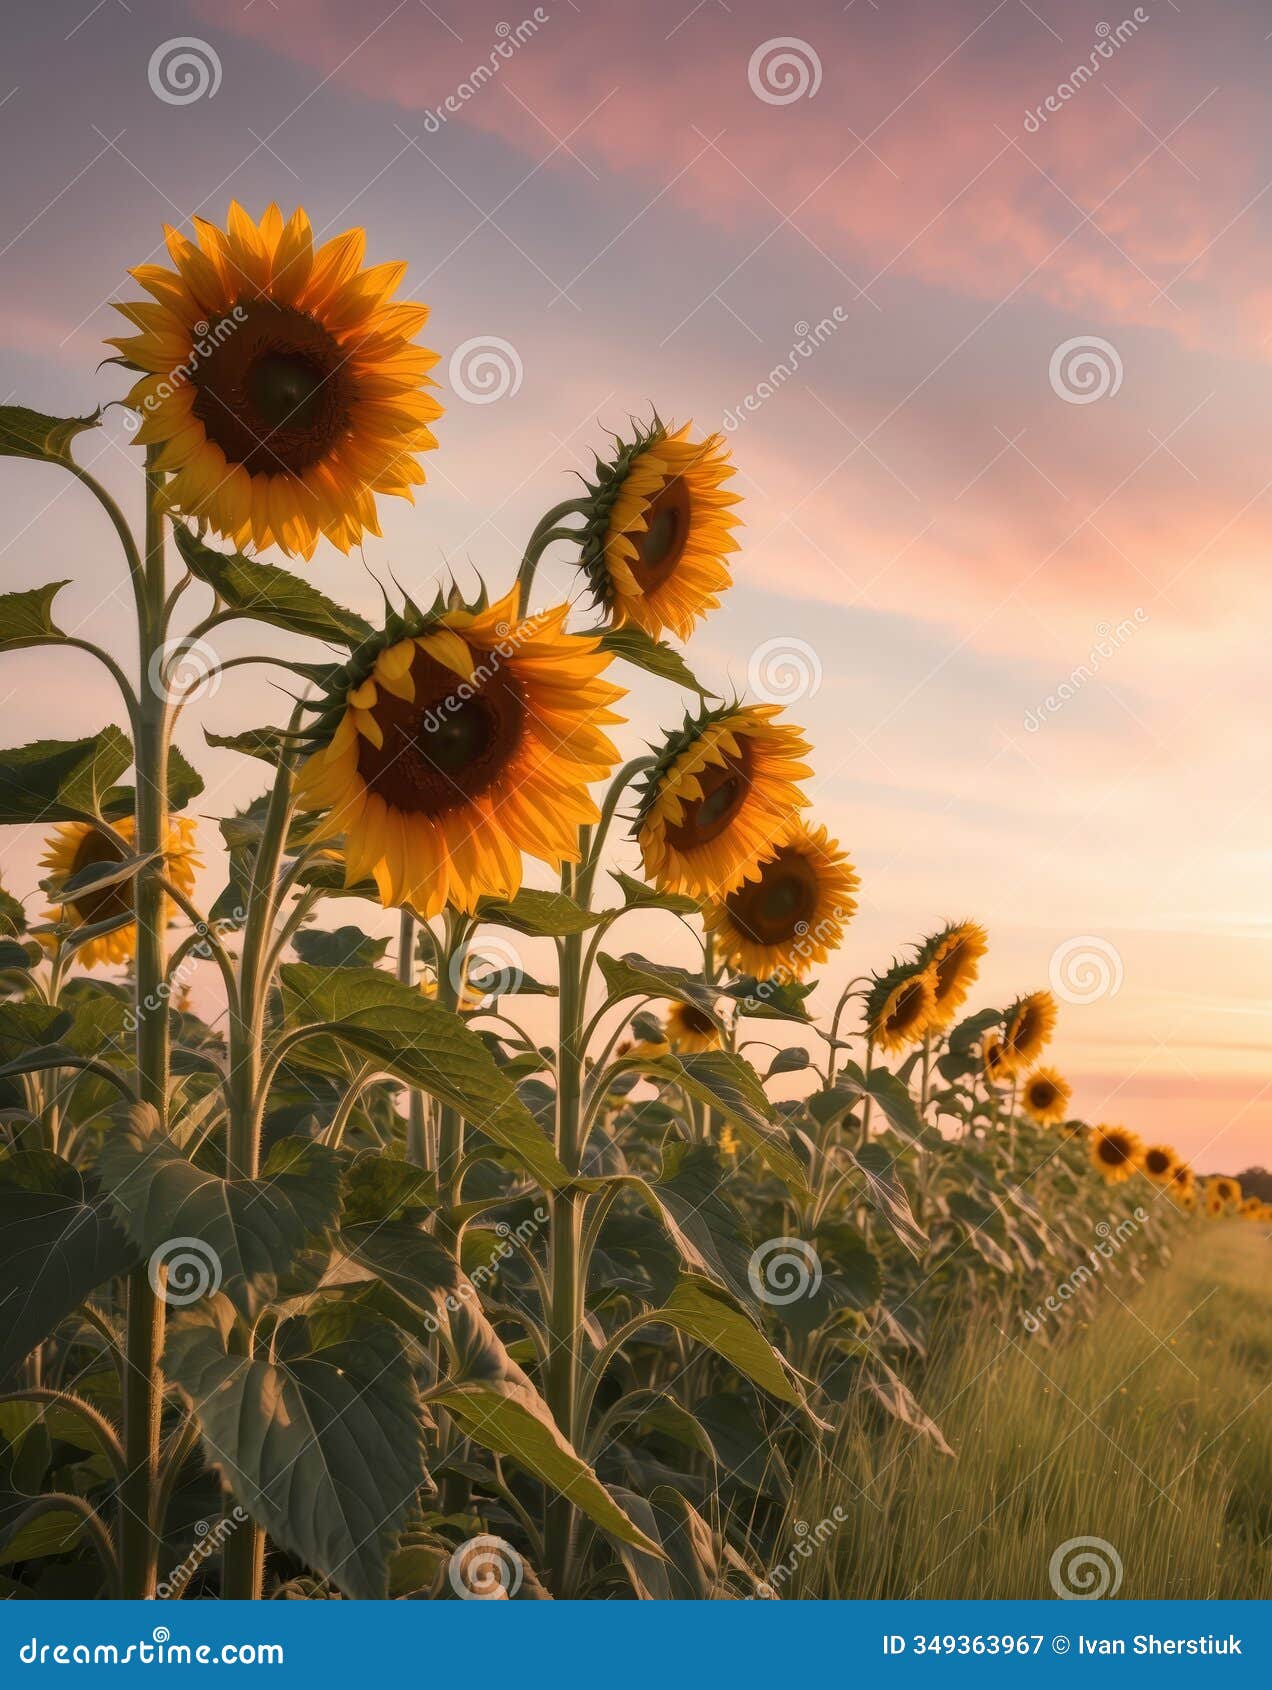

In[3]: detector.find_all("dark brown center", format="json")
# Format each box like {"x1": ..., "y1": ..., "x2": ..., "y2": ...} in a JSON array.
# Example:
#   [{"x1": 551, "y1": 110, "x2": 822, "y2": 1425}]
[
  {"x1": 1146, "y1": 1149, "x2": 1171, "y2": 1175},
  {"x1": 725, "y1": 847, "x2": 818, "y2": 947},
  {"x1": 355, "y1": 643, "x2": 524, "y2": 817},
  {"x1": 190, "y1": 301, "x2": 354, "y2": 475},
  {"x1": 631, "y1": 475, "x2": 691, "y2": 592},
  {"x1": 677, "y1": 1005, "x2": 716, "y2": 1037},
  {"x1": 935, "y1": 938, "x2": 969, "y2": 1002},
  {"x1": 664, "y1": 738, "x2": 754, "y2": 851},
  {"x1": 68, "y1": 828, "x2": 133, "y2": 925},
  {"x1": 1098, "y1": 1135, "x2": 1130, "y2": 1166},
  {"x1": 888, "y1": 979, "x2": 927, "y2": 1036},
  {"x1": 1029, "y1": 1081, "x2": 1058, "y2": 1110}
]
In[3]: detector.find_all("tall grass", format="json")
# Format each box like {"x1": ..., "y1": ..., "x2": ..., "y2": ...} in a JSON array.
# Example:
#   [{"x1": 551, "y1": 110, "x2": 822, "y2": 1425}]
[{"x1": 778, "y1": 1223, "x2": 1272, "y2": 1598}]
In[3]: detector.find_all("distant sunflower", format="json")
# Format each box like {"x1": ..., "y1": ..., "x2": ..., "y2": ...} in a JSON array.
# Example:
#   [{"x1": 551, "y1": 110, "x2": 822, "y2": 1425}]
[
  {"x1": 1168, "y1": 1163, "x2": 1195, "y2": 1200},
  {"x1": 1088, "y1": 1124, "x2": 1143, "y2": 1184},
  {"x1": 1203, "y1": 1191, "x2": 1225, "y2": 1220},
  {"x1": 1020, "y1": 1066, "x2": 1071, "y2": 1127},
  {"x1": 703, "y1": 820, "x2": 857, "y2": 981},
  {"x1": 1205, "y1": 1175, "x2": 1241, "y2": 1209},
  {"x1": 865, "y1": 962, "x2": 936, "y2": 1056},
  {"x1": 664, "y1": 1001, "x2": 722, "y2": 1054},
  {"x1": 1176, "y1": 1189, "x2": 1198, "y2": 1214},
  {"x1": 718, "y1": 1123, "x2": 739, "y2": 1158},
  {"x1": 983, "y1": 1036, "x2": 1011, "y2": 1086},
  {"x1": 1239, "y1": 1196, "x2": 1263, "y2": 1219},
  {"x1": 41, "y1": 816, "x2": 200, "y2": 969},
  {"x1": 577, "y1": 420, "x2": 740, "y2": 641},
  {"x1": 1001, "y1": 990, "x2": 1058, "y2": 1075},
  {"x1": 295, "y1": 586, "x2": 623, "y2": 915},
  {"x1": 1141, "y1": 1145, "x2": 1177, "y2": 1186},
  {"x1": 636, "y1": 703, "x2": 812, "y2": 898},
  {"x1": 914, "y1": 920, "x2": 988, "y2": 1030},
  {"x1": 109, "y1": 202, "x2": 441, "y2": 558}
]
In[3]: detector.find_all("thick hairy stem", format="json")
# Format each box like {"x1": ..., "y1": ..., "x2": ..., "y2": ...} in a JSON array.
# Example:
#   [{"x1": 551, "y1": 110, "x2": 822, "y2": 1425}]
[{"x1": 397, "y1": 909, "x2": 429, "y2": 1166}]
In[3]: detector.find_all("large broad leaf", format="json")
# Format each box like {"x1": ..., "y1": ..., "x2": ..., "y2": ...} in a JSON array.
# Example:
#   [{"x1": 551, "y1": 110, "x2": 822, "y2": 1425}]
[
  {"x1": 292, "y1": 926, "x2": 389, "y2": 969},
  {"x1": 0, "y1": 730, "x2": 132, "y2": 825},
  {"x1": 96, "y1": 1106, "x2": 342, "y2": 1320},
  {"x1": 648, "y1": 1274, "x2": 802, "y2": 1406},
  {"x1": 590, "y1": 624, "x2": 712, "y2": 696},
  {"x1": 819, "y1": 1062, "x2": 926, "y2": 1144},
  {"x1": 620, "y1": 1142, "x2": 756, "y2": 1306},
  {"x1": 598, "y1": 952, "x2": 720, "y2": 1019},
  {"x1": 102, "y1": 746, "x2": 205, "y2": 817},
  {"x1": 474, "y1": 888, "x2": 605, "y2": 936},
  {"x1": 0, "y1": 582, "x2": 69, "y2": 652},
  {"x1": 641, "y1": 1049, "x2": 807, "y2": 1192},
  {"x1": 721, "y1": 975, "x2": 816, "y2": 1023},
  {"x1": 0, "y1": 1151, "x2": 137, "y2": 1379},
  {"x1": 860, "y1": 1354, "x2": 953, "y2": 1456},
  {"x1": 166, "y1": 1295, "x2": 426, "y2": 1599},
  {"x1": 609, "y1": 1485, "x2": 719, "y2": 1600},
  {"x1": 851, "y1": 1142, "x2": 928, "y2": 1258},
  {"x1": 0, "y1": 404, "x2": 100, "y2": 464},
  {"x1": 607, "y1": 870, "x2": 700, "y2": 917},
  {"x1": 777, "y1": 1220, "x2": 883, "y2": 1340},
  {"x1": 173, "y1": 525, "x2": 372, "y2": 648},
  {"x1": 278, "y1": 965, "x2": 567, "y2": 1190}
]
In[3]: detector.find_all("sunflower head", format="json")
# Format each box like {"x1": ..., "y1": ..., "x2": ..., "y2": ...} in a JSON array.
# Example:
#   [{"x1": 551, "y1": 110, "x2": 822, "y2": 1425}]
[
  {"x1": 1168, "y1": 1163, "x2": 1195, "y2": 1198},
  {"x1": 1239, "y1": 1195, "x2": 1263, "y2": 1219},
  {"x1": 664, "y1": 1000, "x2": 722, "y2": 1054},
  {"x1": 1205, "y1": 1175, "x2": 1241, "y2": 1209},
  {"x1": 108, "y1": 202, "x2": 441, "y2": 559},
  {"x1": 1176, "y1": 1188, "x2": 1198, "y2": 1214},
  {"x1": 1021, "y1": 1065, "x2": 1072, "y2": 1127},
  {"x1": 294, "y1": 585, "x2": 624, "y2": 916},
  {"x1": 865, "y1": 961, "x2": 937, "y2": 1056},
  {"x1": 983, "y1": 1036, "x2": 1011, "y2": 1086},
  {"x1": 1204, "y1": 1191, "x2": 1225, "y2": 1219},
  {"x1": 704, "y1": 820, "x2": 857, "y2": 983},
  {"x1": 1088, "y1": 1124, "x2": 1143, "y2": 1184},
  {"x1": 1141, "y1": 1144, "x2": 1177, "y2": 1185},
  {"x1": 576, "y1": 418, "x2": 740, "y2": 641},
  {"x1": 1001, "y1": 990, "x2": 1058, "y2": 1075},
  {"x1": 635, "y1": 702, "x2": 812, "y2": 898},
  {"x1": 914, "y1": 920, "x2": 988, "y2": 1030},
  {"x1": 718, "y1": 1123, "x2": 739, "y2": 1158},
  {"x1": 41, "y1": 817, "x2": 200, "y2": 969}
]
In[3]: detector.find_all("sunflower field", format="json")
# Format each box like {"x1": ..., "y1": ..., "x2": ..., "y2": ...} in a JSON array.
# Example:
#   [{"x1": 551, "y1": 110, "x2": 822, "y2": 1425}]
[{"x1": 0, "y1": 205, "x2": 1264, "y2": 1603}]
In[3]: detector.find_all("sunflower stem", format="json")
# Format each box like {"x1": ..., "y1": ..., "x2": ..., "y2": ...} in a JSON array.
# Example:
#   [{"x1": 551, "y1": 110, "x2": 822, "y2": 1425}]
[
  {"x1": 514, "y1": 498, "x2": 588, "y2": 616},
  {"x1": 396, "y1": 909, "x2": 429, "y2": 1165}
]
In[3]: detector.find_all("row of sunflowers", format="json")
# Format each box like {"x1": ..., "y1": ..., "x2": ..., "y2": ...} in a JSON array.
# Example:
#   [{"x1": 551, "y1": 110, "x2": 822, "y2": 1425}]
[{"x1": 0, "y1": 205, "x2": 1259, "y2": 1602}]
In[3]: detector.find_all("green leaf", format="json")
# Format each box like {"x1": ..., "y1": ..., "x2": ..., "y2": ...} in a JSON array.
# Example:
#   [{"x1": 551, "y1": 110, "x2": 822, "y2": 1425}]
[
  {"x1": 598, "y1": 951, "x2": 720, "y2": 1018},
  {"x1": 173, "y1": 524, "x2": 373, "y2": 647},
  {"x1": 0, "y1": 581, "x2": 70, "y2": 652},
  {"x1": 96, "y1": 1106, "x2": 342, "y2": 1321},
  {"x1": 0, "y1": 404, "x2": 100, "y2": 464},
  {"x1": 590, "y1": 624, "x2": 712, "y2": 696},
  {"x1": 102, "y1": 747, "x2": 205, "y2": 818},
  {"x1": 474, "y1": 888, "x2": 604, "y2": 936},
  {"x1": 166, "y1": 1294, "x2": 427, "y2": 1599},
  {"x1": 292, "y1": 926, "x2": 390, "y2": 969},
  {"x1": 0, "y1": 1151, "x2": 137, "y2": 1379},
  {"x1": 651, "y1": 1275, "x2": 802, "y2": 1405},
  {"x1": 431, "y1": 1378, "x2": 661, "y2": 1555},
  {"x1": 0, "y1": 884, "x2": 27, "y2": 938},
  {"x1": 608, "y1": 870, "x2": 700, "y2": 917},
  {"x1": 722, "y1": 975, "x2": 816, "y2": 1022},
  {"x1": 851, "y1": 1142, "x2": 928, "y2": 1258},
  {"x1": 643, "y1": 1049, "x2": 807, "y2": 1192},
  {"x1": 0, "y1": 730, "x2": 132, "y2": 824},
  {"x1": 0, "y1": 1507, "x2": 86, "y2": 1567},
  {"x1": 777, "y1": 1220, "x2": 882, "y2": 1340},
  {"x1": 608, "y1": 1485, "x2": 719, "y2": 1600},
  {"x1": 766, "y1": 1046, "x2": 811, "y2": 1079},
  {"x1": 205, "y1": 724, "x2": 293, "y2": 765},
  {"x1": 278, "y1": 965, "x2": 567, "y2": 1190},
  {"x1": 829, "y1": 1061, "x2": 926, "y2": 1144}
]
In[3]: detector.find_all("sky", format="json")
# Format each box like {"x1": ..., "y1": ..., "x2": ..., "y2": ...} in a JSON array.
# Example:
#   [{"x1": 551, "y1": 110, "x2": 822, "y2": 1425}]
[{"x1": 0, "y1": 0, "x2": 1269, "y2": 1173}]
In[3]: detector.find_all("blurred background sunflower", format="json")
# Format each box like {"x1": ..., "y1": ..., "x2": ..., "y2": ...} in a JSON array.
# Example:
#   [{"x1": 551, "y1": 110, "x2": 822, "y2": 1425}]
[
  {"x1": 1000, "y1": 989, "x2": 1058, "y2": 1075},
  {"x1": 664, "y1": 1000, "x2": 722, "y2": 1053},
  {"x1": 1088, "y1": 1123, "x2": 1143, "y2": 1183},
  {"x1": 1020, "y1": 1065, "x2": 1071, "y2": 1127},
  {"x1": 41, "y1": 817, "x2": 200, "y2": 968},
  {"x1": 913, "y1": 920, "x2": 988, "y2": 1030},
  {"x1": 1142, "y1": 1144, "x2": 1178, "y2": 1185}
]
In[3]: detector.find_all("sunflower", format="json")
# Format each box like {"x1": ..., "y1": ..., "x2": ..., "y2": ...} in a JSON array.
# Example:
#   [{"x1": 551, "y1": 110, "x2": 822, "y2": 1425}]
[
  {"x1": 1176, "y1": 1189, "x2": 1198, "y2": 1214},
  {"x1": 294, "y1": 586, "x2": 624, "y2": 915},
  {"x1": 576, "y1": 420, "x2": 740, "y2": 641},
  {"x1": 865, "y1": 962, "x2": 936, "y2": 1056},
  {"x1": 983, "y1": 1036, "x2": 1011, "y2": 1086},
  {"x1": 41, "y1": 816, "x2": 200, "y2": 968},
  {"x1": 1088, "y1": 1124, "x2": 1143, "y2": 1184},
  {"x1": 913, "y1": 921, "x2": 988, "y2": 1030},
  {"x1": 109, "y1": 202, "x2": 441, "y2": 559},
  {"x1": 718, "y1": 1123, "x2": 739, "y2": 1158},
  {"x1": 1020, "y1": 1066, "x2": 1071, "y2": 1127},
  {"x1": 1239, "y1": 1196, "x2": 1263, "y2": 1220},
  {"x1": 636, "y1": 703, "x2": 812, "y2": 898},
  {"x1": 703, "y1": 821, "x2": 857, "y2": 982},
  {"x1": 1167, "y1": 1163, "x2": 1195, "y2": 1200},
  {"x1": 1205, "y1": 1175, "x2": 1241, "y2": 1209},
  {"x1": 1000, "y1": 990, "x2": 1058, "y2": 1075},
  {"x1": 664, "y1": 1001, "x2": 722, "y2": 1054},
  {"x1": 1141, "y1": 1144, "x2": 1177, "y2": 1186},
  {"x1": 1203, "y1": 1191, "x2": 1225, "y2": 1220}
]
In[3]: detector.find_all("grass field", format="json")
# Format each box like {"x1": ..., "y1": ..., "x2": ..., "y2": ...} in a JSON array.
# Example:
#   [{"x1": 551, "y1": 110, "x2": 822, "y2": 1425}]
[{"x1": 779, "y1": 1221, "x2": 1272, "y2": 1599}]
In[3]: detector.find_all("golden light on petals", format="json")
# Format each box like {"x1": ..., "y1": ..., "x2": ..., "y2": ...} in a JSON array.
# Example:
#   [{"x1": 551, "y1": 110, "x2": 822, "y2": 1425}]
[
  {"x1": 914, "y1": 920, "x2": 988, "y2": 1030},
  {"x1": 1088, "y1": 1124, "x2": 1143, "y2": 1184},
  {"x1": 1141, "y1": 1144, "x2": 1177, "y2": 1185},
  {"x1": 664, "y1": 1000, "x2": 722, "y2": 1054},
  {"x1": 40, "y1": 817, "x2": 200, "y2": 969},
  {"x1": 107, "y1": 202, "x2": 441, "y2": 559},
  {"x1": 704, "y1": 820, "x2": 857, "y2": 982},
  {"x1": 865, "y1": 962, "x2": 936, "y2": 1056},
  {"x1": 1020, "y1": 1065, "x2": 1071, "y2": 1127},
  {"x1": 1000, "y1": 990, "x2": 1058, "y2": 1075}
]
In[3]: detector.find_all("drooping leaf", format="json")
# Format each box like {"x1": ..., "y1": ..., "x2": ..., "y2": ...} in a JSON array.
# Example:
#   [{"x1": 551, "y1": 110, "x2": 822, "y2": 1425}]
[
  {"x1": 850, "y1": 1142, "x2": 928, "y2": 1258},
  {"x1": 0, "y1": 581, "x2": 69, "y2": 652},
  {"x1": 826, "y1": 1061, "x2": 926, "y2": 1144},
  {"x1": 642, "y1": 1049, "x2": 807, "y2": 1192},
  {"x1": 607, "y1": 870, "x2": 700, "y2": 917},
  {"x1": 278, "y1": 965, "x2": 567, "y2": 1189},
  {"x1": 166, "y1": 1294, "x2": 427, "y2": 1599},
  {"x1": 292, "y1": 925, "x2": 390, "y2": 969},
  {"x1": 96, "y1": 1106, "x2": 342, "y2": 1320},
  {"x1": 0, "y1": 1151, "x2": 137, "y2": 1379},
  {"x1": 721, "y1": 975, "x2": 816, "y2": 1022},
  {"x1": 474, "y1": 888, "x2": 605, "y2": 936},
  {"x1": 0, "y1": 403, "x2": 100, "y2": 464},
  {"x1": 173, "y1": 524, "x2": 373, "y2": 647},
  {"x1": 766, "y1": 1046, "x2": 811, "y2": 1079},
  {"x1": 0, "y1": 730, "x2": 132, "y2": 825},
  {"x1": 649, "y1": 1274, "x2": 803, "y2": 1406},
  {"x1": 609, "y1": 1484, "x2": 719, "y2": 1599},
  {"x1": 205, "y1": 724, "x2": 293, "y2": 765},
  {"x1": 590, "y1": 623, "x2": 712, "y2": 696},
  {"x1": 598, "y1": 951, "x2": 719, "y2": 1018}
]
